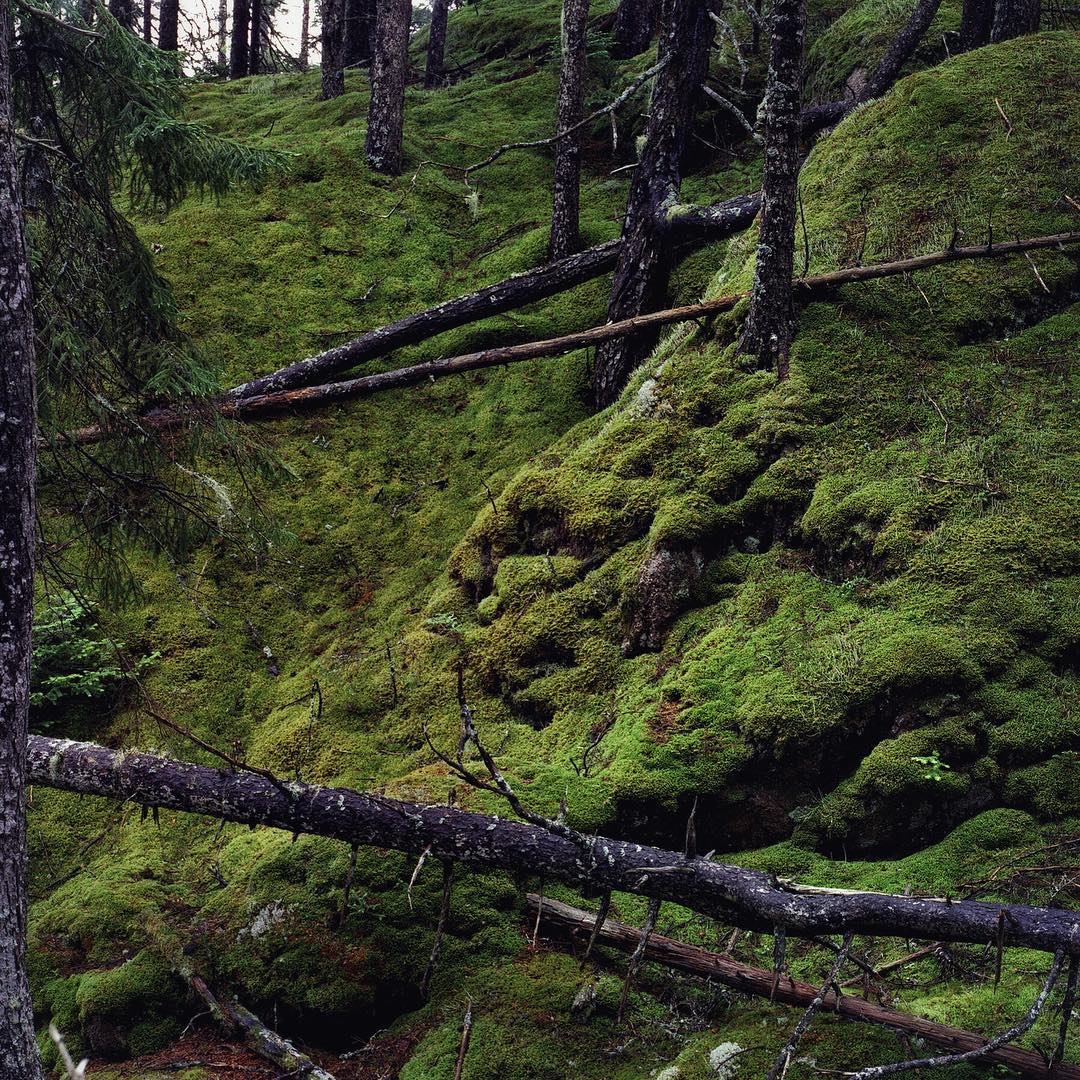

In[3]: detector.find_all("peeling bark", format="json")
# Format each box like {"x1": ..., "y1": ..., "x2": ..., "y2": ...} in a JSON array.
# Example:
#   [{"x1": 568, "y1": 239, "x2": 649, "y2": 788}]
[
  {"x1": 549, "y1": 0, "x2": 590, "y2": 262},
  {"x1": 25, "y1": 735, "x2": 1080, "y2": 959},
  {"x1": 0, "y1": 4, "x2": 45, "y2": 1071},
  {"x1": 366, "y1": 0, "x2": 411, "y2": 175},
  {"x1": 424, "y1": 0, "x2": 449, "y2": 88},
  {"x1": 739, "y1": 0, "x2": 806, "y2": 376},
  {"x1": 591, "y1": 0, "x2": 713, "y2": 408}
]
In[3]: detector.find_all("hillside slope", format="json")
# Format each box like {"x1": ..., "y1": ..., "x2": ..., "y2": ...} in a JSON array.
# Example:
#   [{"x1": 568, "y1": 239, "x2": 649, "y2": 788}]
[{"x1": 25, "y1": 9, "x2": 1080, "y2": 1079}]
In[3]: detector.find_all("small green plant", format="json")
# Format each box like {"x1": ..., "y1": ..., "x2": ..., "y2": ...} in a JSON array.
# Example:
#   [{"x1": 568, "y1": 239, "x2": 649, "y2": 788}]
[{"x1": 912, "y1": 750, "x2": 951, "y2": 782}]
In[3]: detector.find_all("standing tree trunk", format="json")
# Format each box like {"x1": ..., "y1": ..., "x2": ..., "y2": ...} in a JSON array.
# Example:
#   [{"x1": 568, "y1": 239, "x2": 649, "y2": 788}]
[
  {"x1": 108, "y1": 0, "x2": 136, "y2": 30},
  {"x1": 158, "y1": 0, "x2": 179, "y2": 51},
  {"x1": 424, "y1": 0, "x2": 449, "y2": 88},
  {"x1": 549, "y1": 0, "x2": 590, "y2": 261},
  {"x1": 229, "y1": 0, "x2": 249, "y2": 77},
  {"x1": 991, "y1": 0, "x2": 1040, "y2": 39},
  {"x1": 217, "y1": 0, "x2": 228, "y2": 66},
  {"x1": 958, "y1": 0, "x2": 993, "y2": 47},
  {"x1": 299, "y1": 0, "x2": 311, "y2": 70},
  {"x1": 739, "y1": 0, "x2": 807, "y2": 378},
  {"x1": 591, "y1": 0, "x2": 712, "y2": 408},
  {"x1": 320, "y1": 0, "x2": 346, "y2": 98},
  {"x1": 366, "y1": 0, "x2": 410, "y2": 175},
  {"x1": 0, "y1": 4, "x2": 44, "y2": 1077},
  {"x1": 248, "y1": 0, "x2": 263, "y2": 74},
  {"x1": 612, "y1": 0, "x2": 659, "y2": 56},
  {"x1": 343, "y1": 0, "x2": 375, "y2": 66},
  {"x1": 142, "y1": 0, "x2": 152, "y2": 41}
]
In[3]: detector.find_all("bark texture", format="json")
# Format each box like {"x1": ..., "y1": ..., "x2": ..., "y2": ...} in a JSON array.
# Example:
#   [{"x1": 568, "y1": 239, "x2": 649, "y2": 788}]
[
  {"x1": 343, "y1": 0, "x2": 375, "y2": 67},
  {"x1": 424, "y1": 0, "x2": 450, "y2": 88},
  {"x1": 229, "y1": 0, "x2": 249, "y2": 78},
  {"x1": 991, "y1": 0, "x2": 1040, "y2": 39},
  {"x1": 366, "y1": 0, "x2": 411, "y2": 175},
  {"x1": 860, "y1": 0, "x2": 942, "y2": 99},
  {"x1": 248, "y1": 0, "x2": 264, "y2": 74},
  {"x1": 299, "y1": 0, "x2": 310, "y2": 69},
  {"x1": 0, "y1": 3, "x2": 44, "y2": 1073},
  {"x1": 959, "y1": 0, "x2": 993, "y2": 48},
  {"x1": 25, "y1": 736, "x2": 1080, "y2": 958},
  {"x1": 739, "y1": 0, "x2": 806, "y2": 376},
  {"x1": 108, "y1": 0, "x2": 136, "y2": 30},
  {"x1": 591, "y1": 0, "x2": 712, "y2": 408},
  {"x1": 549, "y1": 0, "x2": 590, "y2": 262},
  {"x1": 320, "y1": 0, "x2": 346, "y2": 99},
  {"x1": 158, "y1": 0, "x2": 180, "y2": 51},
  {"x1": 612, "y1": 0, "x2": 659, "y2": 56},
  {"x1": 529, "y1": 895, "x2": 1080, "y2": 1080},
  {"x1": 142, "y1": 0, "x2": 152, "y2": 42}
]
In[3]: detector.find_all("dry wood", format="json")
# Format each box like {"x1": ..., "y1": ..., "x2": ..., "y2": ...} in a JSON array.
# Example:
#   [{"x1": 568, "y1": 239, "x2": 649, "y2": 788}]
[{"x1": 527, "y1": 895, "x2": 1080, "y2": 1080}]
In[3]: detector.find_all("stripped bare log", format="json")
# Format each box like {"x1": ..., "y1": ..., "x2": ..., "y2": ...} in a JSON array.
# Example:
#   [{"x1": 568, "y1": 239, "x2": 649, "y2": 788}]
[
  {"x1": 527, "y1": 895, "x2": 1080, "y2": 1080},
  {"x1": 189, "y1": 975, "x2": 336, "y2": 1079},
  {"x1": 26, "y1": 736, "x2": 1080, "y2": 961},
  {"x1": 59, "y1": 231, "x2": 1080, "y2": 441}
]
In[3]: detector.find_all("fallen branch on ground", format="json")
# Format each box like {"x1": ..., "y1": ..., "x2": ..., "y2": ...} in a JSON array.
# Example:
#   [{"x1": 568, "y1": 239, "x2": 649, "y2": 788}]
[
  {"x1": 26, "y1": 735, "x2": 1080, "y2": 960},
  {"x1": 527, "y1": 895, "x2": 1080, "y2": 1080},
  {"x1": 60, "y1": 231, "x2": 1080, "y2": 442}
]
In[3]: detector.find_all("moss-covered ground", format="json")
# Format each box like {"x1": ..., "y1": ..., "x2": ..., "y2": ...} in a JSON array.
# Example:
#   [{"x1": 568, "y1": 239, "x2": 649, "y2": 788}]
[{"x1": 28, "y1": 3, "x2": 1080, "y2": 1076}]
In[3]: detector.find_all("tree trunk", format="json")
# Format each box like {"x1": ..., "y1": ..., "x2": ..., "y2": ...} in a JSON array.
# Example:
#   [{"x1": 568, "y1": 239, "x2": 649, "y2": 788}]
[
  {"x1": 612, "y1": 0, "x2": 658, "y2": 57},
  {"x1": 591, "y1": 0, "x2": 712, "y2": 409},
  {"x1": 320, "y1": 0, "x2": 346, "y2": 98},
  {"x1": 528, "y1": 895, "x2": 1080, "y2": 1080},
  {"x1": 739, "y1": 0, "x2": 806, "y2": 378},
  {"x1": 218, "y1": 0, "x2": 228, "y2": 67},
  {"x1": 549, "y1": 0, "x2": 590, "y2": 262},
  {"x1": 25, "y1": 735, "x2": 1080, "y2": 960},
  {"x1": 343, "y1": 0, "x2": 375, "y2": 67},
  {"x1": 299, "y1": 0, "x2": 310, "y2": 70},
  {"x1": 366, "y1": 0, "x2": 411, "y2": 174},
  {"x1": 229, "y1": 0, "x2": 249, "y2": 77},
  {"x1": 158, "y1": 0, "x2": 179, "y2": 51},
  {"x1": 108, "y1": 0, "x2": 136, "y2": 30},
  {"x1": 991, "y1": 0, "x2": 1040, "y2": 39},
  {"x1": 860, "y1": 0, "x2": 941, "y2": 100},
  {"x1": 142, "y1": 0, "x2": 152, "y2": 42},
  {"x1": 424, "y1": 0, "x2": 450, "y2": 88},
  {"x1": 958, "y1": 0, "x2": 993, "y2": 48},
  {"x1": 0, "y1": 3, "x2": 44, "y2": 1074},
  {"x1": 248, "y1": 0, "x2": 263, "y2": 74}
]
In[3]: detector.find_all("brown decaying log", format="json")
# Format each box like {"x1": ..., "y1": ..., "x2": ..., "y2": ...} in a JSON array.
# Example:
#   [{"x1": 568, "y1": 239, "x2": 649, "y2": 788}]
[
  {"x1": 25, "y1": 735, "x2": 1080, "y2": 959},
  {"x1": 526, "y1": 895, "x2": 1080, "y2": 1080},
  {"x1": 60, "y1": 231, "x2": 1080, "y2": 442},
  {"x1": 189, "y1": 975, "x2": 337, "y2": 1079}
]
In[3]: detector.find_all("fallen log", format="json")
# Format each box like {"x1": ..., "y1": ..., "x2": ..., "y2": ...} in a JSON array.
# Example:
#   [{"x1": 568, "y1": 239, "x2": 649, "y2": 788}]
[
  {"x1": 526, "y1": 894, "x2": 1080, "y2": 1080},
  {"x1": 25, "y1": 735, "x2": 1080, "y2": 958},
  {"x1": 188, "y1": 975, "x2": 336, "y2": 1080},
  {"x1": 61, "y1": 230, "x2": 1080, "y2": 442}
]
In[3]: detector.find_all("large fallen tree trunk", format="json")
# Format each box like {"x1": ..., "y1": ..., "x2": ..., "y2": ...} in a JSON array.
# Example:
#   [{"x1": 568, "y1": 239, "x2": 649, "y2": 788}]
[
  {"x1": 25, "y1": 736, "x2": 1080, "y2": 957},
  {"x1": 526, "y1": 894, "x2": 1080, "y2": 1080},
  {"x1": 60, "y1": 231, "x2": 1080, "y2": 441}
]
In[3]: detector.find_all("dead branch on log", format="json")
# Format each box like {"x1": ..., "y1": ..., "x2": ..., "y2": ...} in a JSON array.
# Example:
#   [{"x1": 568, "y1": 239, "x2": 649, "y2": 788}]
[
  {"x1": 421, "y1": 858, "x2": 455, "y2": 999},
  {"x1": 189, "y1": 975, "x2": 336, "y2": 1079},
  {"x1": 59, "y1": 230, "x2": 1080, "y2": 443},
  {"x1": 527, "y1": 895, "x2": 1080, "y2": 1080},
  {"x1": 27, "y1": 735, "x2": 1080, "y2": 962}
]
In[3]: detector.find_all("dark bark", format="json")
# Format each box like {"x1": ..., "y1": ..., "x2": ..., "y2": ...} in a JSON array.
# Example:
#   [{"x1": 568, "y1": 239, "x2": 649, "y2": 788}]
[
  {"x1": 25, "y1": 735, "x2": 1080, "y2": 959},
  {"x1": 248, "y1": 0, "x2": 264, "y2": 74},
  {"x1": 612, "y1": 0, "x2": 659, "y2": 56},
  {"x1": 61, "y1": 231, "x2": 1080, "y2": 442},
  {"x1": 860, "y1": 0, "x2": 942, "y2": 100},
  {"x1": 108, "y1": 0, "x2": 136, "y2": 30},
  {"x1": 958, "y1": 0, "x2": 993, "y2": 48},
  {"x1": 549, "y1": 0, "x2": 590, "y2": 262},
  {"x1": 366, "y1": 0, "x2": 410, "y2": 174},
  {"x1": 299, "y1": 0, "x2": 310, "y2": 69},
  {"x1": 228, "y1": 0, "x2": 249, "y2": 78},
  {"x1": 991, "y1": 0, "x2": 1040, "y2": 39},
  {"x1": 142, "y1": 0, "x2": 152, "y2": 42},
  {"x1": 320, "y1": 0, "x2": 346, "y2": 99},
  {"x1": 529, "y1": 895, "x2": 1080, "y2": 1080},
  {"x1": 739, "y1": 0, "x2": 806, "y2": 377},
  {"x1": 424, "y1": 0, "x2": 449, "y2": 88},
  {"x1": 158, "y1": 0, "x2": 179, "y2": 51},
  {"x1": 591, "y1": 0, "x2": 713, "y2": 409},
  {"x1": 0, "y1": 3, "x2": 44, "y2": 1074},
  {"x1": 343, "y1": 0, "x2": 375, "y2": 67}
]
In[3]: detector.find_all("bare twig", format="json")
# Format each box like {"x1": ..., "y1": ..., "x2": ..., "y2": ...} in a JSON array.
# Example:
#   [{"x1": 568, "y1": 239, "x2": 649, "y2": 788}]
[
  {"x1": 420, "y1": 858, "x2": 455, "y2": 999},
  {"x1": 617, "y1": 897, "x2": 661, "y2": 1023},
  {"x1": 49, "y1": 1025, "x2": 88, "y2": 1080},
  {"x1": 453, "y1": 1001, "x2": 473, "y2": 1080}
]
